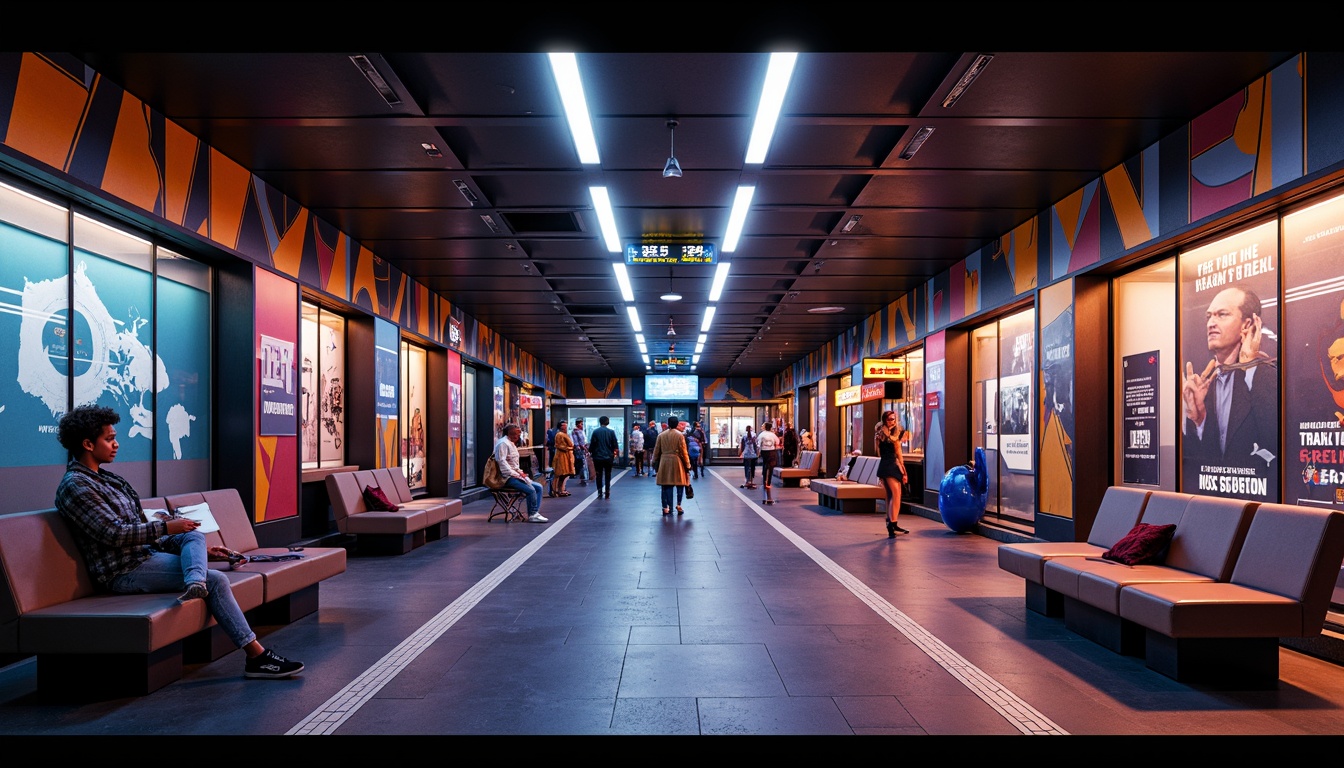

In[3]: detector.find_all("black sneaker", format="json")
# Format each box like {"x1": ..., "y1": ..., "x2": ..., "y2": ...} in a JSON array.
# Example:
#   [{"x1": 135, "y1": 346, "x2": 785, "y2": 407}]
[
  {"x1": 177, "y1": 581, "x2": 208, "y2": 604},
  {"x1": 245, "y1": 648, "x2": 305, "y2": 679}
]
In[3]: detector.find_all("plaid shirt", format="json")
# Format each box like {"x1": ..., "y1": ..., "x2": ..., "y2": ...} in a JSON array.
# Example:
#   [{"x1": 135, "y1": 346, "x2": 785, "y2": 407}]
[{"x1": 55, "y1": 459, "x2": 169, "y2": 588}]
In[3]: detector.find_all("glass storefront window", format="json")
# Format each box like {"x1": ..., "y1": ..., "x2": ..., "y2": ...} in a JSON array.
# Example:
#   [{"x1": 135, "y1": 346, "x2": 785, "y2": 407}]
[
  {"x1": 463, "y1": 364, "x2": 478, "y2": 489},
  {"x1": 300, "y1": 302, "x2": 347, "y2": 469},
  {"x1": 972, "y1": 307, "x2": 1037, "y2": 524},
  {"x1": 1114, "y1": 258, "x2": 1176, "y2": 491},
  {"x1": 400, "y1": 340, "x2": 428, "y2": 490}
]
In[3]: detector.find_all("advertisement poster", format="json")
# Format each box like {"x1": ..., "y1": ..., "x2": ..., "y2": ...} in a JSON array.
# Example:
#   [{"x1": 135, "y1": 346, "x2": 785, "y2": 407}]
[
  {"x1": 1283, "y1": 194, "x2": 1344, "y2": 509},
  {"x1": 258, "y1": 333, "x2": 297, "y2": 436},
  {"x1": 1123, "y1": 351, "x2": 1161, "y2": 486},
  {"x1": 998, "y1": 324, "x2": 1034, "y2": 471},
  {"x1": 1041, "y1": 307, "x2": 1075, "y2": 464},
  {"x1": 1178, "y1": 221, "x2": 1279, "y2": 501},
  {"x1": 373, "y1": 318, "x2": 399, "y2": 467},
  {"x1": 448, "y1": 351, "x2": 462, "y2": 439}
]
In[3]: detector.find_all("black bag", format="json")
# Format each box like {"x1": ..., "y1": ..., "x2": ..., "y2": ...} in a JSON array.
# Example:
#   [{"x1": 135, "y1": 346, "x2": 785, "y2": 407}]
[{"x1": 685, "y1": 482, "x2": 695, "y2": 499}]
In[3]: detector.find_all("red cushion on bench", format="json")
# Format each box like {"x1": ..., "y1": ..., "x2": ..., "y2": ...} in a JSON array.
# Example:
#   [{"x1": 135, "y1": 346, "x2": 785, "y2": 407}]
[
  {"x1": 363, "y1": 485, "x2": 400, "y2": 511},
  {"x1": 1103, "y1": 522, "x2": 1176, "y2": 566}
]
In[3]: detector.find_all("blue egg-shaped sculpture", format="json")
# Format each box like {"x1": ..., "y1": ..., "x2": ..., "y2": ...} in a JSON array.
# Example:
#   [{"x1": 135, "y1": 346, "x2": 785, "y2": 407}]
[{"x1": 939, "y1": 446, "x2": 989, "y2": 533}]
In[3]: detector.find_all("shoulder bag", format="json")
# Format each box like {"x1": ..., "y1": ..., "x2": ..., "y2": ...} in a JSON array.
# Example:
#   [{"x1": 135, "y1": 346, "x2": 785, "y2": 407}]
[{"x1": 483, "y1": 455, "x2": 507, "y2": 489}]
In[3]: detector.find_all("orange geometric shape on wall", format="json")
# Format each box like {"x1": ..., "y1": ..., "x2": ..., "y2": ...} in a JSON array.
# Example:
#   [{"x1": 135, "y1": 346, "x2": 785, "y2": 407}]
[
  {"x1": 271, "y1": 206, "x2": 309, "y2": 278},
  {"x1": 100, "y1": 94, "x2": 161, "y2": 213},
  {"x1": 210, "y1": 148, "x2": 252, "y2": 251},
  {"x1": 163, "y1": 120, "x2": 200, "y2": 227},
  {"x1": 255, "y1": 435, "x2": 276, "y2": 523},
  {"x1": 5, "y1": 54, "x2": 87, "y2": 171}
]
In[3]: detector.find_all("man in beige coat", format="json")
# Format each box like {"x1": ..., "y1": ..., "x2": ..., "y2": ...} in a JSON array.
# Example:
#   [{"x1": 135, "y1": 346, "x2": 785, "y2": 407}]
[{"x1": 652, "y1": 415, "x2": 691, "y2": 516}]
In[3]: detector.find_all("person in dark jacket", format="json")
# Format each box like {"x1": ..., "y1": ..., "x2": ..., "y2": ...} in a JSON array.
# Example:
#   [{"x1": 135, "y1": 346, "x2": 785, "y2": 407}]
[
  {"x1": 588, "y1": 415, "x2": 620, "y2": 499},
  {"x1": 782, "y1": 421, "x2": 799, "y2": 468}
]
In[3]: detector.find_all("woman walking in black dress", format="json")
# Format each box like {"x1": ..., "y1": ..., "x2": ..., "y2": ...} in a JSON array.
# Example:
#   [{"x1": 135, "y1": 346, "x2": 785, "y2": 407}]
[{"x1": 875, "y1": 410, "x2": 909, "y2": 537}]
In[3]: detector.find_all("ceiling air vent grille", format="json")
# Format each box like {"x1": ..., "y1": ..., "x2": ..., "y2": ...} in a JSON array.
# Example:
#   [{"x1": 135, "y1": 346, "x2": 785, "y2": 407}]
[{"x1": 499, "y1": 211, "x2": 583, "y2": 233}]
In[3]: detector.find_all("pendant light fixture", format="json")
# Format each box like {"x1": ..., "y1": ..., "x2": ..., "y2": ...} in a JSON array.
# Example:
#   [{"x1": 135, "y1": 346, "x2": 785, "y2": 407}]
[
  {"x1": 660, "y1": 267, "x2": 682, "y2": 301},
  {"x1": 662, "y1": 119, "x2": 683, "y2": 178}
]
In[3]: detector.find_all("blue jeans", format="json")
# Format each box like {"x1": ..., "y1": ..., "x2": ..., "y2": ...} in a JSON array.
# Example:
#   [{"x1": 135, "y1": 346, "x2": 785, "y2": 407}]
[
  {"x1": 660, "y1": 484, "x2": 685, "y2": 509},
  {"x1": 504, "y1": 476, "x2": 544, "y2": 513},
  {"x1": 108, "y1": 531, "x2": 256, "y2": 649}
]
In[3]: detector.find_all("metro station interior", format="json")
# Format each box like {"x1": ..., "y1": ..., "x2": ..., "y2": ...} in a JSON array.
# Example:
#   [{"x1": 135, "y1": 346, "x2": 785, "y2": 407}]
[{"x1": 3, "y1": 45, "x2": 1344, "y2": 738}]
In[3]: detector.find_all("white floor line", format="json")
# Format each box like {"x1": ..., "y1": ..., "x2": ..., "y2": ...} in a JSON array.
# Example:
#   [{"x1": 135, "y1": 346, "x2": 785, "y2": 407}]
[
  {"x1": 286, "y1": 477, "x2": 613, "y2": 735},
  {"x1": 709, "y1": 470, "x2": 1068, "y2": 736}
]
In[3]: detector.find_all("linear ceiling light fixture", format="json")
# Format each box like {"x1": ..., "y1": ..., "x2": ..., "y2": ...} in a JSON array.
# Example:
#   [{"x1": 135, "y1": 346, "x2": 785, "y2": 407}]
[
  {"x1": 723, "y1": 186, "x2": 755, "y2": 253},
  {"x1": 745, "y1": 52, "x2": 799, "y2": 164},
  {"x1": 612, "y1": 262, "x2": 635, "y2": 301},
  {"x1": 589, "y1": 186, "x2": 621, "y2": 252},
  {"x1": 350, "y1": 54, "x2": 402, "y2": 107},
  {"x1": 626, "y1": 306, "x2": 642, "y2": 333},
  {"x1": 842, "y1": 214, "x2": 862, "y2": 233},
  {"x1": 941, "y1": 53, "x2": 994, "y2": 109},
  {"x1": 898, "y1": 126, "x2": 936, "y2": 160},
  {"x1": 701, "y1": 305, "x2": 717, "y2": 333},
  {"x1": 708, "y1": 261, "x2": 731, "y2": 302},
  {"x1": 548, "y1": 52, "x2": 601, "y2": 164}
]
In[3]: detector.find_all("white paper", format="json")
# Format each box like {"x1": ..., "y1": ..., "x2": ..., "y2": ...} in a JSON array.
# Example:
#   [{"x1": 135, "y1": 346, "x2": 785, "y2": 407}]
[{"x1": 171, "y1": 502, "x2": 220, "y2": 534}]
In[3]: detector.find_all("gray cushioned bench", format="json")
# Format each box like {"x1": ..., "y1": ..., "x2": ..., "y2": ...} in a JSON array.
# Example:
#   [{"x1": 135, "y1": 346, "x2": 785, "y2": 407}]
[
  {"x1": 809, "y1": 455, "x2": 885, "y2": 513},
  {"x1": 0, "y1": 487, "x2": 345, "y2": 700},
  {"x1": 998, "y1": 486, "x2": 1344, "y2": 687},
  {"x1": 326, "y1": 467, "x2": 462, "y2": 555},
  {"x1": 772, "y1": 450, "x2": 821, "y2": 487}
]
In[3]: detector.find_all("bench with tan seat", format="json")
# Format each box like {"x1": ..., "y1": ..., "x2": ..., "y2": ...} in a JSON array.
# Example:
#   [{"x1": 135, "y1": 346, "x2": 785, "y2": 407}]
[
  {"x1": 1119, "y1": 503, "x2": 1344, "y2": 687},
  {"x1": 1042, "y1": 493, "x2": 1256, "y2": 654},
  {"x1": 0, "y1": 487, "x2": 343, "y2": 700},
  {"x1": 325, "y1": 467, "x2": 461, "y2": 555},
  {"x1": 773, "y1": 450, "x2": 821, "y2": 487},
  {"x1": 809, "y1": 455, "x2": 885, "y2": 513}
]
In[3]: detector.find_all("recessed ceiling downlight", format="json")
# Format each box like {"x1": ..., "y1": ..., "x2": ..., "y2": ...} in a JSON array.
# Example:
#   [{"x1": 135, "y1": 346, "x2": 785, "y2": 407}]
[{"x1": 808, "y1": 306, "x2": 846, "y2": 314}]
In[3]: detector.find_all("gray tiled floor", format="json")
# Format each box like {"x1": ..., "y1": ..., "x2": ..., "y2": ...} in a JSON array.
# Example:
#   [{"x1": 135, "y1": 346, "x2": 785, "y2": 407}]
[{"x1": 4, "y1": 466, "x2": 1344, "y2": 740}]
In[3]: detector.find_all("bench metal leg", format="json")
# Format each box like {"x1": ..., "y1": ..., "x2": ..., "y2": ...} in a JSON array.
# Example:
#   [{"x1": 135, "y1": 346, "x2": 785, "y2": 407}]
[
  {"x1": 1063, "y1": 596, "x2": 1145, "y2": 656},
  {"x1": 247, "y1": 583, "x2": 321, "y2": 626},
  {"x1": 1144, "y1": 632, "x2": 1280, "y2": 688},
  {"x1": 37, "y1": 642, "x2": 184, "y2": 701},
  {"x1": 1025, "y1": 581, "x2": 1065, "y2": 617}
]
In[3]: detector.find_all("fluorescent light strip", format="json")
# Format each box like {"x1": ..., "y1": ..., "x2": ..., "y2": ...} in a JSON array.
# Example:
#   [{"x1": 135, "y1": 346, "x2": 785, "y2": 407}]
[
  {"x1": 548, "y1": 53, "x2": 600, "y2": 164},
  {"x1": 693, "y1": 355, "x2": 700, "y2": 364},
  {"x1": 590, "y1": 187, "x2": 621, "y2": 253},
  {"x1": 612, "y1": 262, "x2": 634, "y2": 301},
  {"x1": 626, "y1": 306, "x2": 642, "y2": 332},
  {"x1": 745, "y1": 52, "x2": 798, "y2": 164},
  {"x1": 722, "y1": 186, "x2": 755, "y2": 253},
  {"x1": 694, "y1": 343, "x2": 704, "y2": 354},
  {"x1": 701, "y1": 306, "x2": 716, "y2": 333},
  {"x1": 639, "y1": 343, "x2": 648, "y2": 354},
  {"x1": 708, "y1": 261, "x2": 731, "y2": 301},
  {"x1": 635, "y1": 334, "x2": 645, "y2": 344},
  {"x1": 697, "y1": 334, "x2": 707, "y2": 344}
]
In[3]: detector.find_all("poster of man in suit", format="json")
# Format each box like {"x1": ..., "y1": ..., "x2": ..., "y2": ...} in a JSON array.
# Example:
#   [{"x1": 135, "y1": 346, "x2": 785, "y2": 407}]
[{"x1": 1179, "y1": 221, "x2": 1279, "y2": 501}]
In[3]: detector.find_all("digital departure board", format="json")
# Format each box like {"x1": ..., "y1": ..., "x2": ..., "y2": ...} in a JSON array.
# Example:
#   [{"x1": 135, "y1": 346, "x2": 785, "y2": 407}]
[{"x1": 624, "y1": 242, "x2": 718, "y2": 265}]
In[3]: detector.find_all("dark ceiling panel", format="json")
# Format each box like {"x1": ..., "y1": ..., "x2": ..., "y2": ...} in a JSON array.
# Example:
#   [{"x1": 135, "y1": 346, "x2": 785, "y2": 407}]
[{"x1": 69, "y1": 50, "x2": 1297, "y2": 379}]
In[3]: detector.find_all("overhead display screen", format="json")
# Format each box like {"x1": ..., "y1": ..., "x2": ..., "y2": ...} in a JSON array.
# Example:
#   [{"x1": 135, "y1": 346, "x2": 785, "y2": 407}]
[{"x1": 645, "y1": 374, "x2": 698, "y2": 401}]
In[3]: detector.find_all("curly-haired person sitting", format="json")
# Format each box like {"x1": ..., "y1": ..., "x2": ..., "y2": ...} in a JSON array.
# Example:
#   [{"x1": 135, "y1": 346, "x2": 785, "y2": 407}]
[{"x1": 54, "y1": 404, "x2": 304, "y2": 679}]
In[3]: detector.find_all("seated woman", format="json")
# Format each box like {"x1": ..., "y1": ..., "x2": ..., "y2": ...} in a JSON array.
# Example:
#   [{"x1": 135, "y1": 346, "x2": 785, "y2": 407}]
[{"x1": 53, "y1": 404, "x2": 304, "y2": 679}]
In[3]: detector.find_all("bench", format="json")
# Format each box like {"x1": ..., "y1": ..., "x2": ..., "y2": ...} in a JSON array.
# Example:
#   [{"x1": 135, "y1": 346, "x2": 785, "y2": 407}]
[
  {"x1": 0, "y1": 487, "x2": 345, "y2": 700},
  {"x1": 997, "y1": 485, "x2": 1152, "y2": 616},
  {"x1": 772, "y1": 450, "x2": 821, "y2": 487},
  {"x1": 326, "y1": 467, "x2": 462, "y2": 555},
  {"x1": 998, "y1": 487, "x2": 1344, "y2": 687},
  {"x1": 809, "y1": 455, "x2": 885, "y2": 513},
  {"x1": 1042, "y1": 493, "x2": 1255, "y2": 655},
  {"x1": 487, "y1": 488, "x2": 528, "y2": 522}
]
